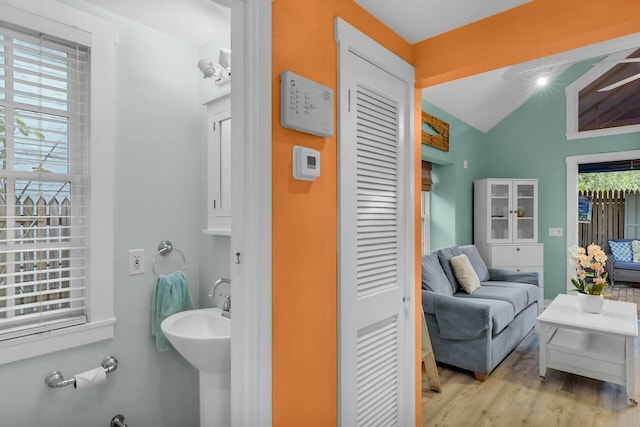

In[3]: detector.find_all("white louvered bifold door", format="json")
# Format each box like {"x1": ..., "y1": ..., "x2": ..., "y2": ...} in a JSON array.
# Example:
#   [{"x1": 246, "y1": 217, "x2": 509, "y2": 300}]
[{"x1": 338, "y1": 19, "x2": 415, "y2": 426}]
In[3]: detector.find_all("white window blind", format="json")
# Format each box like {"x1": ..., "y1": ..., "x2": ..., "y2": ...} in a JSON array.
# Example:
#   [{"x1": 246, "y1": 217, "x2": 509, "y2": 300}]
[{"x1": 0, "y1": 22, "x2": 89, "y2": 341}]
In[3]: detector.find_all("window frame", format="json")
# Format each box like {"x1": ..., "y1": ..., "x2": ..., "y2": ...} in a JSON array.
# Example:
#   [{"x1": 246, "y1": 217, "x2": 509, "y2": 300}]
[
  {"x1": 421, "y1": 191, "x2": 430, "y2": 255},
  {"x1": 0, "y1": 0, "x2": 115, "y2": 365},
  {"x1": 565, "y1": 34, "x2": 640, "y2": 140}
]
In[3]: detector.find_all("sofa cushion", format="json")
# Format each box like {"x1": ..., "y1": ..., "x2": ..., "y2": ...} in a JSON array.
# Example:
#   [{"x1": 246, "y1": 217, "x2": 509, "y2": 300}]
[
  {"x1": 614, "y1": 260, "x2": 640, "y2": 271},
  {"x1": 481, "y1": 281, "x2": 539, "y2": 305},
  {"x1": 421, "y1": 253, "x2": 453, "y2": 296},
  {"x1": 488, "y1": 268, "x2": 539, "y2": 286},
  {"x1": 456, "y1": 298, "x2": 515, "y2": 336},
  {"x1": 450, "y1": 254, "x2": 480, "y2": 294},
  {"x1": 609, "y1": 239, "x2": 633, "y2": 262},
  {"x1": 633, "y1": 240, "x2": 640, "y2": 263},
  {"x1": 435, "y1": 245, "x2": 463, "y2": 293},
  {"x1": 459, "y1": 245, "x2": 490, "y2": 282},
  {"x1": 455, "y1": 285, "x2": 530, "y2": 316}
]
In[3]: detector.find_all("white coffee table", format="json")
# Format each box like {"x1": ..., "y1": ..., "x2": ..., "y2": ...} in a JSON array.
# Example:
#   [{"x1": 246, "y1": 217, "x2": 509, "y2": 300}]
[{"x1": 537, "y1": 294, "x2": 638, "y2": 406}]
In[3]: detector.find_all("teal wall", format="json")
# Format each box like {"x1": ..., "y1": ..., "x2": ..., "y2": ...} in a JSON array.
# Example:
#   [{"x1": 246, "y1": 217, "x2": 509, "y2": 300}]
[
  {"x1": 422, "y1": 104, "x2": 488, "y2": 249},
  {"x1": 423, "y1": 60, "x2": 640, "y2": 300}
]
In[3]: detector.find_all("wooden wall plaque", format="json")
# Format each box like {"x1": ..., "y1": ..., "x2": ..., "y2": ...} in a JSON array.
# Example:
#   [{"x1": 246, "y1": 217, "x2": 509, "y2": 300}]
[{"x1": 422, "y1": 111, "x2": 449, "y2": 152}]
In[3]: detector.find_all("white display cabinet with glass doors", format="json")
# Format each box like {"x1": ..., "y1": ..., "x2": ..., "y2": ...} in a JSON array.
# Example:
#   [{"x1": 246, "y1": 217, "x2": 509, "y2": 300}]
[
  {"x1": 474, "y1": 178, "x2": 545, "y2": 310},
  {"x1": 474, "y1": 178, "x2": 538, "y2": 243}
]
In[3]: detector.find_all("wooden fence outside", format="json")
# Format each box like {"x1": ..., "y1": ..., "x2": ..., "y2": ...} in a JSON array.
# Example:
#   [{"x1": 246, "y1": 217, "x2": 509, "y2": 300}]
[
  {"x1": 578, "y1": 190, "x2": 629, "y2": 253},
  {"x1": 0, "y1": 194, "x2": 72, "y2": 318}
]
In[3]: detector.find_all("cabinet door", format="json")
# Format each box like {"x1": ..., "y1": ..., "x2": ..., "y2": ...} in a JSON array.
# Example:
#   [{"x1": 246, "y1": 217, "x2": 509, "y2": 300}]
[
  {"x1": 488, "y1": 181, "x2": 513, "y2": 242},
  {"x1": 512, "y1": 180, "x2": 537, "y2": 242},
  {"x1": 205, "y1": 94, "x2": 232, "y2": 234}
]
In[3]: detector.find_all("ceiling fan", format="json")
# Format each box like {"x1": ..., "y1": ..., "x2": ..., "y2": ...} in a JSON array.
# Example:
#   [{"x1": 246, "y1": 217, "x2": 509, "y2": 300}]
[{"x1": 597, "y1": 57, "x2": 640, "y2": 92}]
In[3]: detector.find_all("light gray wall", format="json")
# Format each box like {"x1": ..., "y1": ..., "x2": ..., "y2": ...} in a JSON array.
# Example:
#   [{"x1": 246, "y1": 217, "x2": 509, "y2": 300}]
[
  {"x1": 197, "y1": 33, "x2": 233, "y2": 309},
  {"x1": 0, "y1": 3, "x2": 231, "y2": 425}
]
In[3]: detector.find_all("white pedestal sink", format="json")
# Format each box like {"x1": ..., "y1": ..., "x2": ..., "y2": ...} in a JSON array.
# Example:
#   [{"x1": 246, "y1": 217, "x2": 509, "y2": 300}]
[{"x1": 161, "y1": 308, "x2": 231, "y2": 427}]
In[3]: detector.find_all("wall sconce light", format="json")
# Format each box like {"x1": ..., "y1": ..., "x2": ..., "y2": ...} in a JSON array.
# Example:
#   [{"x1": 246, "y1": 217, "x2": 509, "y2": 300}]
[{"x1": 198, "y1": 48, "x2": 231, "y2": 86}]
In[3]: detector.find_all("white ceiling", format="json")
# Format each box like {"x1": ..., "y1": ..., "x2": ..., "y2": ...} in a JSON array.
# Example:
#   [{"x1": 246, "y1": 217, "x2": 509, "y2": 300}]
[
  {"x1": 82, "y1": 0, "x2": 528, "y2": 48},
  {"x1": 354, "y1": 0, "x2": 543, "y2": 132},
  {"x1": 77, "y1": 0, "x2": 638, "y2": 133},
  {"x1": 421, "y1": 33, "x2": 640, "y2": 132},
  {"x1": 81, "y1": 0, "x2": 230, "y2": 46},
  {"x1": 356, "y1": 0, "x2": 640, "y2": 133},
  {"x1": 355, "y1": 0, "x2": 532, "y2": 44},
  {"x1": 420, "y1": 64, "x2": 569, "y2": 133}
]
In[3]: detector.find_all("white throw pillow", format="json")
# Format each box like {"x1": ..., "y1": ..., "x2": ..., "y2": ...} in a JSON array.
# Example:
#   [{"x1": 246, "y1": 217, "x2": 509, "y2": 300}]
[
  {"x1": 450, "y1": 254, "x2": 480, "y2": 294},
  {"x1": 633, "y1": 240, "x2": 640, "y2": 263}
]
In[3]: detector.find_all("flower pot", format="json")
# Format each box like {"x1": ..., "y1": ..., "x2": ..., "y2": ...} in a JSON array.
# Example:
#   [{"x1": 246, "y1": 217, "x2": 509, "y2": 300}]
[{"x1": 579, "y1": 294, "x2": 604, "y2": 314}]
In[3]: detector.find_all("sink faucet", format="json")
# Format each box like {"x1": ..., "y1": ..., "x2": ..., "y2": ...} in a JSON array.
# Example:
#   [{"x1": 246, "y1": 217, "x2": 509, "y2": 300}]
[{"x1": 209, "y1": 278, "x2": 231, "y2": 318}]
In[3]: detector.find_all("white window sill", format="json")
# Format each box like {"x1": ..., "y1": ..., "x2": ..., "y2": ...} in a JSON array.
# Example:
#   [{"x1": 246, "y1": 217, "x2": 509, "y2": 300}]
[{"x1": 0, "y1": 318, "x2": 116, "y2": 366}]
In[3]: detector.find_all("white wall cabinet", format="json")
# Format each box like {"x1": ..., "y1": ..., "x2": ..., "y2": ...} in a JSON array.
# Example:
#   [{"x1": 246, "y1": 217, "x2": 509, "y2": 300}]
[
  {"x1": 474, "y1": 178, "x2": 544, "y2": 308},
  {"x1": 474, "y1": 178, "x2": 538, "y2": 243},
  {"x1": 203, "y1": 91, "x2": 231, "y2": 235}
]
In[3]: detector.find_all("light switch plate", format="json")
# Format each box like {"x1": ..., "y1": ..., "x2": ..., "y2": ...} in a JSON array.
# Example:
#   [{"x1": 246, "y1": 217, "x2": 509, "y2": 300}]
[{"x1": 548, "y1": 227, "x2": 563, "y2": 237}]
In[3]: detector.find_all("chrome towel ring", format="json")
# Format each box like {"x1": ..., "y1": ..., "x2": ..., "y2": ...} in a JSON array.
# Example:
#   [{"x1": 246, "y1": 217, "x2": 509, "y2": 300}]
[{"x1": 152, "y1": 240, "x2": 187, "y2": 275}]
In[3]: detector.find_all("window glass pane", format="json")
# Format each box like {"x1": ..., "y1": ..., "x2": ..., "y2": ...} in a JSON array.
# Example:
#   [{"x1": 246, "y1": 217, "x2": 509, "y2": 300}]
[
  {"x1": 578, "y1": 49, "x2": 640, "y2": 131},
  {"x1": 13, "y1": 109, "x2": 68, "y2": 173},
  {"x1": 0, "y1": 178, "x2": 5, "y2": 318},
  {"x1": 12, "y1": 179, "x2": 71, "y2": 316},
  {"x1": 0, "y1": 106, "x2": 5, "y2": 170},
  {"x1": 0, "y1": 33, "x2": 4, "y2": 101}
]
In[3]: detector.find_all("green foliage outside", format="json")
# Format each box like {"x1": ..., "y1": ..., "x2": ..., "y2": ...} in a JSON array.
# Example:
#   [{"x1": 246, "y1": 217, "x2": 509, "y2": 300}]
[
  {"x1": 0, "y1": 107, "x2": 46, "y2": 146},
  {"x1": 578, "y1": 170, "x2": 640, "y2": 192},
  {"x1": 0, "y1": 108, "x2": 50, "y2": 194}
]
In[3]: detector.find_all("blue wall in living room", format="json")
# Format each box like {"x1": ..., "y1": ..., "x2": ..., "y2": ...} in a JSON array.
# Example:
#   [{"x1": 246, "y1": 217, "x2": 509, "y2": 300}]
[
  {"x1": 421, "y1": 103, "x2": 488, "y2": 250},
  {"x1": 422, "y1": 59, "x2": 640, "y2": 301}
]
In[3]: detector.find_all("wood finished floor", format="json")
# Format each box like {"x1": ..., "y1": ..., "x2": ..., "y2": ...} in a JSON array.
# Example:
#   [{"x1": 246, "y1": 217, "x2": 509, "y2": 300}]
[{"x1": 422, "y1": 323, "x2": 640, "y2": 427}]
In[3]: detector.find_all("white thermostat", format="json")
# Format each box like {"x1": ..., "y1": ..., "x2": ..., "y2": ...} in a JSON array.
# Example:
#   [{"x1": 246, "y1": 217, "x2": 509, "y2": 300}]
[
  {"x1": 281, "y1": 71, "x2": 334, "y2": 137},
  {"x1": 293, "y1": 145, "x2": 320, "y2": 181}
]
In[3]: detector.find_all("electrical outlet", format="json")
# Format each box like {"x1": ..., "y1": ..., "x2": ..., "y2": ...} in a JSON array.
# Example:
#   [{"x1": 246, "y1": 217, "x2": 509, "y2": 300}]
[
  {"x1": 548, "y1": 227, "x2": 563, "y2": 237},
  {"x1": 129, "y1": 249, "x2": 145, "y2": 275}
]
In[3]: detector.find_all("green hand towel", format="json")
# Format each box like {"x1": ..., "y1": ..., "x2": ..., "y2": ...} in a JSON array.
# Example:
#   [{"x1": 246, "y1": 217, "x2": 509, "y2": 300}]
[{"x1": 151, "y1": 270, "x2": 194, "y2": 352}]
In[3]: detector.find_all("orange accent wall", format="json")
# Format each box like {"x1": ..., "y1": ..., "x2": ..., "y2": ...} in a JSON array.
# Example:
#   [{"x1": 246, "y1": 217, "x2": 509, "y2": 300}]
[
  {"x1": 272, "y1": 0, "x2": 640, "y2": 425},
  {"x1": 414, "y1": 0, "x2": 640, "y2": 88},
  {"x1": 272, "y1": 1, "x2": 415, "y2": 426}
]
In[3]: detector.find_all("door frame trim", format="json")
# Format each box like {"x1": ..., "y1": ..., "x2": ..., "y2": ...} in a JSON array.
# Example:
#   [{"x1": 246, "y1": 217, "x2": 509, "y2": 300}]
[
  {"x1": 565, "y1": 149, "x2": 640, "y2": 294},
  {"x1": 231, "y1": 0, "x2": 272, "y2": 425}
]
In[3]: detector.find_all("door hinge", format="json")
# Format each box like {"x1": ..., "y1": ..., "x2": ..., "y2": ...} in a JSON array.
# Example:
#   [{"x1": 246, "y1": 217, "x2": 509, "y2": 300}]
[
  {"x1": 213, "y1": 122, "x2": 216, "y2": 131},
  {"x1": 348, "y1": 89, "x2": 351, "y2": 112}
]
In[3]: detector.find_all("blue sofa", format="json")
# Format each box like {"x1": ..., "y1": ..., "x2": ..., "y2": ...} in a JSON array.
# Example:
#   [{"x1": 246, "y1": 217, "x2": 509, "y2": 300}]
[
  {"x1": 421, "y1": 244, "x2": 540, "y2": 381},
  {"x1": 606, "y1": 239, "x2": 640, "y2": 287}
]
